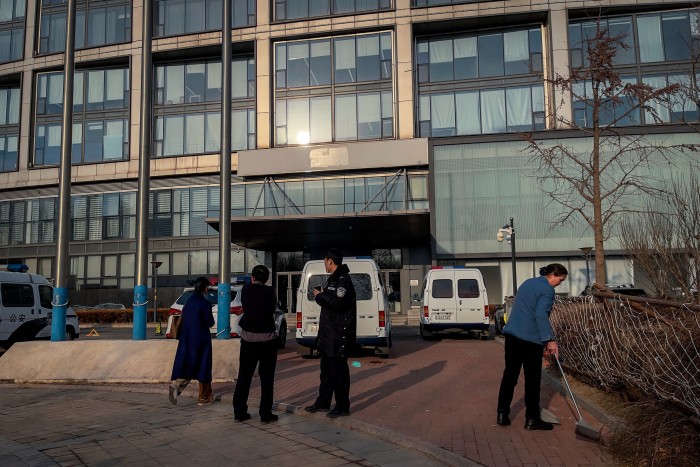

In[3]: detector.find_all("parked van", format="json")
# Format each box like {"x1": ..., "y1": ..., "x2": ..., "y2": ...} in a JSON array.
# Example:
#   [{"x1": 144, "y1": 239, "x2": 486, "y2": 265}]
[
  {"x1": 295, "y1": 257, "x2": 391, "y2": 357},
  {"x1": 0, "y1": 265, "x2": 80, "y2": 346},
  {"x1": 419, "y1": 267, "x2": 490, "y2": 339}
]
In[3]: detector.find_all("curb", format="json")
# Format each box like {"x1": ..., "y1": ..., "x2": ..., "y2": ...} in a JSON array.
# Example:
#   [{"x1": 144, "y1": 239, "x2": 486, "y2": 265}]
[{"x1": 9, "y1": 382, "x2": 479, "y2": 467}]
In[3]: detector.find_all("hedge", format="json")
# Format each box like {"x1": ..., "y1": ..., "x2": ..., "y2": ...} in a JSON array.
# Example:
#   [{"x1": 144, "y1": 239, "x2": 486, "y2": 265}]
[{"x1": 76, "y1": 308, "x2": 170, "y2": 324}]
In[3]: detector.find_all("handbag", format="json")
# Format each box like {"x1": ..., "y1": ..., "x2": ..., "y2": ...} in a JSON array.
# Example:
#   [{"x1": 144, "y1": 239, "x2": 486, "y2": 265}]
[{"x1": 171, "y1": 314, "x2": 183, "y2": 339}]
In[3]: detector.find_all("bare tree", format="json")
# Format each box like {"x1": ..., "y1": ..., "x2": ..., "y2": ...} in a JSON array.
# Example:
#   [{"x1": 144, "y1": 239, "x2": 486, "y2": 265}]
[
  {"x1": 619, "y1": 169, "x2": 700, "y2": 303},
  {"x1": 523, "y1": 18, "x2": 685, "y2": 284}
]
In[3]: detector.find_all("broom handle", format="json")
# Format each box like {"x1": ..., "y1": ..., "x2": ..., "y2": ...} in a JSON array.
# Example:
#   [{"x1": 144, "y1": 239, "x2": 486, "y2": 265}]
[{"x1": 555, "y1": 357, "x2": 584, "y2": 420}]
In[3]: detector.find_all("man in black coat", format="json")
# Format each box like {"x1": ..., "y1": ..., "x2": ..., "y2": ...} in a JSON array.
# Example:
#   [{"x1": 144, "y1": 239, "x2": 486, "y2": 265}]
[
  {"x1": 305, "y1": 248, "x2": 357, "y2": 418},
  {"x1": 232, "y1": 265, "x2": 279, "y2": 423}
]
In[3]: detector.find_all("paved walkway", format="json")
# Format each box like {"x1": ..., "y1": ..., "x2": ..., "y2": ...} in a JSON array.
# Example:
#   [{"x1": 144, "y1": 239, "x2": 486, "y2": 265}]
[
  {"x1": 0, "y1": 386, "x2": 449, "y2": 467},
  {"x1": 213, "y1": 328, "x2": 613, "y2": 467}
]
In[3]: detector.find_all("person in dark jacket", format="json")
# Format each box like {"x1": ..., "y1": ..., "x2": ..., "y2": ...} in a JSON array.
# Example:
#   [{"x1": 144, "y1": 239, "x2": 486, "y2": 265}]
[
  {"x1": 169, "y1": 276, "x2": 215, "y2": 406},
  {"x1": 496, "y1": 263, "x2": 567, "y2": 430},
  {"x1": 232, "y1": 265, "x2": 279, "y2": 423},
  {"x1": 305, "y1": 248, "x2": 357, "y2": 418}
]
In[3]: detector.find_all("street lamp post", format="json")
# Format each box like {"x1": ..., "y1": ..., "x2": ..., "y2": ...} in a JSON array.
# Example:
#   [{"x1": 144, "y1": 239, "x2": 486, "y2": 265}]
[
  {"x1": 579, "y1": 247, "x2": 593, "y2": 288},
  {"x1": 497, "y1": 217, "x2": 517, "y2": 296},
  {"x1": 151, "y1": 261, "x2": 163, "y2": 324}
]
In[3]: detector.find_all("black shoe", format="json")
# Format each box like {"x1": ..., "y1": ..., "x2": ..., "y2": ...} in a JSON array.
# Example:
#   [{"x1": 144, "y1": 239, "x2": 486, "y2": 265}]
[
  {"x1": 260, "y1": 414, "x2": 278, "y2": 423},
  {"x1": 497, "y1": 412, "x2": 511, "y2": 426},
  {"x1": 327, "y1": 408, "x2": 350, "y2": 419},
  {"x1": 305, "y1": 404, "x2": 330, "y2": 413},
  {"x1": 234, "y1": 413, "x2": 251, "y2": 422},
  {"x1": 524, "y1": 418, "x2": 553, "y2": 431}
]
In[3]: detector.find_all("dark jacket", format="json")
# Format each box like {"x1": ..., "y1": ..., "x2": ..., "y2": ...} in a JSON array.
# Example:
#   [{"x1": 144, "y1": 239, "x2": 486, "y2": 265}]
[
  {"x1": 503, "y1": 275, "x2": 556, "y2": 345},
  {"x1": 239, "y1": 282, "x2": 276, "y2": 333},
  {"x1": 315, "y1": 263, "x2": 357, "y2": 358},
  {"x1": 171, "y1": 292, "x2": 215, "y2": 383}
]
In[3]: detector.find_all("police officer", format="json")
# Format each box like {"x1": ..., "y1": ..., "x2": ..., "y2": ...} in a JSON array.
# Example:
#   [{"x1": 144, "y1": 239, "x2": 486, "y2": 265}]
[{"x1": 305, "y1": 248, "x2": 357, "y2": 418}]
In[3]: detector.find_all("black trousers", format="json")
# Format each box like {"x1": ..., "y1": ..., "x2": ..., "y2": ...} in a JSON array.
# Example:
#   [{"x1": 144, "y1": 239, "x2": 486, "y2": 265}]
[
  {"x1": 314, "y1": 355, "x2": 350, "y2": 412},
  {"x1": 497, "y1": 334, "x2": 545, "y2": 420},
  {"x1": 232, "y1": 339, "x2": 278, "y2": 418}
]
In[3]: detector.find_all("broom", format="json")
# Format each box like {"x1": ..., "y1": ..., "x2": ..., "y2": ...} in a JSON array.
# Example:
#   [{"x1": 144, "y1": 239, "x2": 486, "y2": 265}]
[{"x1": 554, "y1": 356, "x2": 601, "y2": 441}]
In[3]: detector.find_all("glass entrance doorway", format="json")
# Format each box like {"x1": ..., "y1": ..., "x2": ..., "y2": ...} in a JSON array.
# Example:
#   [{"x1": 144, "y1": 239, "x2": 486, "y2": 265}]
[
  {"x1": 383, "y1": 269, "x2": 402, "y2": 313},
  {"x1": 276, "y1": 272, "x2": 302, "y2": 314}
]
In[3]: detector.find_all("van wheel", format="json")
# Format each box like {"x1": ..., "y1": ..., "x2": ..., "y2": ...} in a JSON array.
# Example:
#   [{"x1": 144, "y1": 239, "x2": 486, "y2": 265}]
[
  {"x1": 420, "y1": 323, "x2": 433, "y2": 340},
  {"x1": 377, "y1": 347, "x2": 389, "y2": 359},
  {"x1": 65, "y1": 327, "x2": 75, "y2": 341}
]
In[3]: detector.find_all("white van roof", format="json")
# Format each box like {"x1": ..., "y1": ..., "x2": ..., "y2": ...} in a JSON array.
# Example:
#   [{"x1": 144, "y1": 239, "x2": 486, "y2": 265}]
[
  {"x1": 0, "y1": 271, "x2": 50, "y2": 284},
  {"x1": 303, "y1": 257, "x2": 380, "y2": 271}
]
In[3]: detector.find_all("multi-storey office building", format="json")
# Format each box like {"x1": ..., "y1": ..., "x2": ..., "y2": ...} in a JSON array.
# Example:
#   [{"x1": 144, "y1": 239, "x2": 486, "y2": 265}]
[{"x1": 0, "y1": 0, "x2": 698, "y2": 311}]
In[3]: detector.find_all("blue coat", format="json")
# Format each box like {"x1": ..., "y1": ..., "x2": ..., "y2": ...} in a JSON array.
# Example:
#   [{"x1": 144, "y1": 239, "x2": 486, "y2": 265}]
[
  {"x1": 503, "y1": 276, "x2": 557, "y2": 345},
  {"x1": 171, "y1": 292, "x2": 215, "y2": 383}
]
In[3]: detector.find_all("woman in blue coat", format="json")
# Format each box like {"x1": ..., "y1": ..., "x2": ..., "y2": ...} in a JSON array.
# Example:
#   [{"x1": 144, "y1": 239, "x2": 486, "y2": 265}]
[
  {"x1": 496, "y1": 263, "x2": 567, "y2": 431},
  {"x1": 169, "y1": 277, "x2": 215, "y2": 406}
]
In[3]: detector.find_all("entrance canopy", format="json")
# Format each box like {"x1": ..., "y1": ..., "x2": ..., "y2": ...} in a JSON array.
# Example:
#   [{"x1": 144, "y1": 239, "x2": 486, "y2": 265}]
[{"x1": 206, "y1": 210, "x2": 430, "y2": 251}]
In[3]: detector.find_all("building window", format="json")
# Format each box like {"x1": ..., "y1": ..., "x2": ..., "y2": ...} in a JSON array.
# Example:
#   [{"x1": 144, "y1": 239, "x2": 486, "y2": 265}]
[
  {"x1": 274, "y1": 32, "x2": 394, "y2": 146},
  {"x1": 0, "y1": 0, "x2": 25, "y2": 63},
  {"x1": 412, "y1": 0, "x2": 477, "y2": 6},
  {"x1": 153, "y1": 0, "x2": 254, "y2": 37},
  {"x1": 33, "y1": 67, "x2": 130, "y2": 166},
  {"x1": 0, "y1": 85, "x2": 20, "y2": 172},
  {"x1": 0, "y1": 198, "x2": 56, "y2": 246},
  {"x1": 71, "y1": 192, "x2": 135, "y2": 241},
  {"x1": 153, "y1": 56, "x2": 256, "y2": 157},
  {"x1": 570, "y1": 9, "x2": 700, "y2": 126},
  {"x1": 274, "y1": 0, "x2": 391, "y2": 22},
  {"x1": 416, "y1": 26, "x2": 544, "y2": 137},
  {"x1": 38, "y1": 0, "x2": 131, "y2": 54}
]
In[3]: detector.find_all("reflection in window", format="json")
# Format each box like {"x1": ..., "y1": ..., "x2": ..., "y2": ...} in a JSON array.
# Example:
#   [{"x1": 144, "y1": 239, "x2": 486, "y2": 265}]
[
  {"x1": 275, "y1": 0, "x2": 390, "y2": 21},
  {"x1": 38, "y1": 0, "x2": 131, "y2": 54},
  {"x1": 572, "y1": 77, "x2": 641, "y2": 127},
  {"x1": 154, "y1": 0, "x2": 254, "y2": 37},
  {"x1": 34, "y1": 68, "x2": 130, "y2": 166},
  {"x1": 275, "y1": 32, "x2": 394, "y2": 146},
  {"x1": 154, "y1": 57, "x2": 256, "y2": 156},
  {"x1": 0, "y1": 86, "x2": 20, "y2": 172},
  {"x1": 419, "y1": 85, "x2": 544, "y2": 136}
]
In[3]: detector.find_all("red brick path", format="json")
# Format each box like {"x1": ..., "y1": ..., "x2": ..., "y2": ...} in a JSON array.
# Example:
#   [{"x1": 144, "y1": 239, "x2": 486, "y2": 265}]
[{"x1": 215, "y1": 329, "x2": 613, "y2": 466}]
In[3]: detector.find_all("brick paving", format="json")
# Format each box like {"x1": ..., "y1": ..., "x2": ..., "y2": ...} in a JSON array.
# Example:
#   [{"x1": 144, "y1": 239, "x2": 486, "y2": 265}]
[
  {"x1": 0, "y1": 386, "x2": 447, "y2": 466},
  {"x1": 213, "y1": 326, "x2": 613, "y2": 467}
]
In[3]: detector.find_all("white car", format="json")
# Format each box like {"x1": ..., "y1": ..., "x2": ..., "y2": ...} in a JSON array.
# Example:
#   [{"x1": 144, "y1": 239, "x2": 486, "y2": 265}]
[{"x1": 165, "y1": 284, "x2": 287, "y2": 349}]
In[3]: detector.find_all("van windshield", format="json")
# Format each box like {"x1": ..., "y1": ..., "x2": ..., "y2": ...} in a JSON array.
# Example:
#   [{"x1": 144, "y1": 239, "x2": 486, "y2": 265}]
[{"x1": 307, "y1": 274, "x2": 373, "y2": 301}]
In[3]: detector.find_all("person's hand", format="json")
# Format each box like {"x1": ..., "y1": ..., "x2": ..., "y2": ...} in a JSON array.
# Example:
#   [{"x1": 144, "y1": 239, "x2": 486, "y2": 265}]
[
  {"x1": 544, "y1": 340, "x2": 559, "y2": 361},
  {"x1": 313, "y1": 288, "x2": 322, "y2": 297}
]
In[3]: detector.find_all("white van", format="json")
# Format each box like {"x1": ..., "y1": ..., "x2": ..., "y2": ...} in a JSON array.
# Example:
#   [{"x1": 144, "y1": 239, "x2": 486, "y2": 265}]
[
  {"x1": 295, "y1": 257, "x2": 392, "y2": 358},
  {"x1": 0, "y1": 266, "x2": 80, "y2": 346},
  {"x1": 419, "y1": 267, "x2": 490, "y2": 339}
]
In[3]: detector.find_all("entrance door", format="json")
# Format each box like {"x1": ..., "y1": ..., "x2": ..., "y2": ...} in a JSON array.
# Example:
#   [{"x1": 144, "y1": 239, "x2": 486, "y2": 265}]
[
  {"x1": 383, "y1": 270, "x2": 402, "y2": 313},
  {"x1": 276, "y1": 272, "x2": 302, "y2": 314}
]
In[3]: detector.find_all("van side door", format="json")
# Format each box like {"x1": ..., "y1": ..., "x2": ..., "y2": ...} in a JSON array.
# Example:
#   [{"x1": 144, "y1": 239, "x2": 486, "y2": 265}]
[
  {"x1": 0, "y1": 282, "x2": 44, "y2": 342},
  {"x1": 427, "y1": 269, "x2": 457, "y2": 324}
]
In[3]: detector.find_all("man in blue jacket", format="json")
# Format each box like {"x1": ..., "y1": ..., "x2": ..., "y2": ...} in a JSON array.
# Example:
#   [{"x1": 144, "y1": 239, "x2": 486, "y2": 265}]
[{"x1": 169, "y1": 276, "x2": 215, "y2": 406}]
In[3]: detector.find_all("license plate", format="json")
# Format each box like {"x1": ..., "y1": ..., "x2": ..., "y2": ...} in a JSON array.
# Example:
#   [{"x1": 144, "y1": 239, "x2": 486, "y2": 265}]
[
  {"x1": 307, "y1": 324, "x2": 318, "y2": 333},
  {"x1": 433, "y1": 313, "x2": 451, "y2": 321}
]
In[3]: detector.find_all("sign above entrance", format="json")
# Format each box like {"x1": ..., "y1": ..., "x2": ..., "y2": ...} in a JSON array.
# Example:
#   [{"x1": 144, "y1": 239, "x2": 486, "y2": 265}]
[{"x1": 237, "y1": 138, "x2": 429, "y2": 177}]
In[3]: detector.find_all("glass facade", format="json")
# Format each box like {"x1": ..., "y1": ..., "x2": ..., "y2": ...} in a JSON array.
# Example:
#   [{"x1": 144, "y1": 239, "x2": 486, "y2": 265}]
[
  {"x1": 432, "y1": 133, "x2": 700, "y2": 256},
  {"x1": 38, "y1": 0, "x2": 131, "y2": 54},
  {"x1": 274, "y1": 32, "x2": 394, "y2": 145},
  {"x1": 569, "y1": 8, "x2": 700, "y2": 127},
  {"x1": 0, "y1": 197, "x2": 56, "y2": 245},
  {"x1": 416, "y1": 27, "x2": 544, "y2": 137},
  {"x1": 0, "y1": 85, "x2": 20, "y2": 172},
  {"x1": 153, "y1": 0, "x2": 255, "y2": 37},
  {"x1": 153, "y1": 56, "x2": 256, "y2": 156},
  {"x1": 0, "y1": 0, "x2": 25, "y2": 63},
  {"x1": 274, "y1": 0, "x2": 391, "y2": 22},
  {"x1": 33, "y1": 67, "x2": 130, "y2": 166}
]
